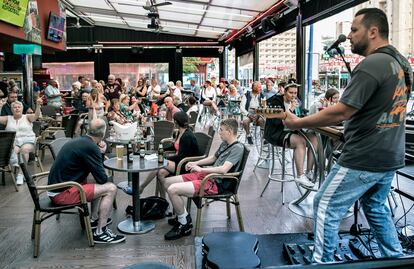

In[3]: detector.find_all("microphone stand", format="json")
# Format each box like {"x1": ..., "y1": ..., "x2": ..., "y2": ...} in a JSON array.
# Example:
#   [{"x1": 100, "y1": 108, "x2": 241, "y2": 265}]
[{"x1": 336, "y1": 47, "x2": 352, "y2": 75}]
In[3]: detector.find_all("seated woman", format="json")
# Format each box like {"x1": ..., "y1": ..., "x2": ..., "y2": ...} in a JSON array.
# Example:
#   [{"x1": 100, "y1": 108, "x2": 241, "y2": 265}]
[
  {"x1": 0, "y1": 98, "x2": 42, "y2": 185},
  {"x1": 264, "y1": 83, "x2": 318, "y2": 188},
  {"x1": 226, "y1": 84, "x2": 241, "y2": 116},
  {"x1": 106, "y1": 98, "x2": 129, "y2": 125},
  {"x1": 119, "y1": 94, "x2": 139, "y2": 121},
  {"x1": 186, "y1": 96, "x2": 199, "y2": 116},
  {"x1": 309, "y1": 88, "x2": 340, "y2": 115},
  {"x1": 201, "y1": 80, "x2": 219, "y2": 116},
  {"x1": 139, "y1": 111, "x2": 200, "y2": 196}
]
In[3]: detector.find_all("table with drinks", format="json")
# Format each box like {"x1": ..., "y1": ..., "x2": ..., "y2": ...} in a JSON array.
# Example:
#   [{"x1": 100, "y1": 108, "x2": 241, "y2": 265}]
[{"x1": 104, "y1": 148, "x2": 167, "y2": 234}]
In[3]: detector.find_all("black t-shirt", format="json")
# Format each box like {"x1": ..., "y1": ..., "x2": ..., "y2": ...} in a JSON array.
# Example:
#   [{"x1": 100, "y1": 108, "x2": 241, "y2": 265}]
[
  {"x1": 263, "y1": 95, "x2": 287, "y2": 146},
  {"x1": 48, "y1": 136, "x2": 108, "y2": 186},
  {"x1": 338, "y1": 45, "x2": 412, "y2": 172}
]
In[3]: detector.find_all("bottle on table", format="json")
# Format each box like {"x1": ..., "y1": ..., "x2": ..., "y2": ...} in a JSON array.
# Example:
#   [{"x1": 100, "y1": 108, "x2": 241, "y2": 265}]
[
  {"x1": 127, "y1": 141, "x2": 134, "y2": 163},
  {"x1": 158, "y1": 143, "x2": 164, "y2": 163},
  {"x1": 140, "y1": 141, "x2": 145, "y2": 158}
]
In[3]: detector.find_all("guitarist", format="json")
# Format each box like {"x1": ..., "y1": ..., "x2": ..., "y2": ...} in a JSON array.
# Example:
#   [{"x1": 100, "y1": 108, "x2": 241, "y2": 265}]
[
  {"x1": 283, "y1": 8, "x2": 412, "y2": 263},
  {"x1": 264, "y1": 83, "x2": 317, "y2": 188}
]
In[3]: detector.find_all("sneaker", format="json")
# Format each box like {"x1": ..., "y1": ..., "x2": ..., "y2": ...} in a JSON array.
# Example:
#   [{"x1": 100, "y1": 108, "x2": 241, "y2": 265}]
[
  {"x1": 167, "y1": 216, "x2": 193, "y2": 226},
  {"x1": 305, "y1": 170, "x2": 314, "y2": 180},
  {"x1": 93, "y1": 227, "x2": 126, "y2": 244},
  {"x1": 164, "y1": 215, "x2": 193, "y2": 240},
  {"x1": 117, "y1": 181, "x2": 132, "y2": 195},
  {"x1": 16, "y1": 174, "x2": 24, "y2": 185},
  {"x1": 247, "y1": 136, "x2": 254, "y2": 145},
  {"x1": 91, "y1": 218, "x2": 113, "y2": 229},
  {"x1": 295, "y1": 174, "x2": 315, "y2": 188}
]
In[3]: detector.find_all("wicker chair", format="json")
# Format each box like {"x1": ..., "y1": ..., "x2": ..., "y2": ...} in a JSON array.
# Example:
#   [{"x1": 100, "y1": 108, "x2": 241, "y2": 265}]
[
  {"x1": 184, "y1": 145, "x2": 250, "y2": 236},
  {"x1": 0, "y1": 131, "x2": 18, "y2": 191},
  {"x1": 19, "y1": 162, "x2": 94, "y2": 258}
]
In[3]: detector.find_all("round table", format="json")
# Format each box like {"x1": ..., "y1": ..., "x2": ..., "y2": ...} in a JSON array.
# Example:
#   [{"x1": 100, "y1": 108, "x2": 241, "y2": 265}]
[{"x1": 104, "y1": 156, "x2": 167, "y2": 234}]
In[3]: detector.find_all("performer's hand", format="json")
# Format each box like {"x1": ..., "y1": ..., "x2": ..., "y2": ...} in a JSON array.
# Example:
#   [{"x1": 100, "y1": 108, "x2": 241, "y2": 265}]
[{"x1": 283, "y1": 110, "x2": 300, "y2": 130}]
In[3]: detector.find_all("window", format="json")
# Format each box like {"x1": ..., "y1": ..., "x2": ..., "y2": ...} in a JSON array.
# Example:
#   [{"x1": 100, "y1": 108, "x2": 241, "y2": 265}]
[{"x1": 42, "y1": 62, "x2": 94, "y2": 91}]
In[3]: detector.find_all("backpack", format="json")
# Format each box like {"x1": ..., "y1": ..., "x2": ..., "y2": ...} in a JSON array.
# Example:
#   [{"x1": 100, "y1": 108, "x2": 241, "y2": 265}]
[{"x1": 125, "y1": 196, "x2": 169, "y2": 220}]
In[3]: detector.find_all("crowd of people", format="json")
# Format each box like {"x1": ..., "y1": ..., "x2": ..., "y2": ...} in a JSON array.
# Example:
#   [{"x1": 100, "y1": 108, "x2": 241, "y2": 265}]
[{"x1": 0, "y1": 7, "x2": 410, "y2": 265}]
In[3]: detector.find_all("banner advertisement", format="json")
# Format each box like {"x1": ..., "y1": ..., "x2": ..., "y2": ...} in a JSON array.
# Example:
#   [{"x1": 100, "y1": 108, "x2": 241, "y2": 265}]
[{"x1": 0, "y1": 0, "x2": 29, "y2": 27}]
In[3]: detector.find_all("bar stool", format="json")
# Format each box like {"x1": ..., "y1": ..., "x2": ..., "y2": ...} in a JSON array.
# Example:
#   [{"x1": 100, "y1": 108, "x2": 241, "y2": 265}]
[{"x1": 260, "y1": 135, "x2": 296, "y2": 204}]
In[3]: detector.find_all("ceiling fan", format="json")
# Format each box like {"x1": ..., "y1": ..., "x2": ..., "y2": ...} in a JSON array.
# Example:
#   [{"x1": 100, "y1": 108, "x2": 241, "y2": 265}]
[
  {"x1": 67, "y1": 17, "x2": 93, "y2": 29},
  {"x1": 143, "y1": 0, "x2": 172, "y2": 12},
  {"x1": 117, "y1": 0, "x2": 172, "y2": 11}
]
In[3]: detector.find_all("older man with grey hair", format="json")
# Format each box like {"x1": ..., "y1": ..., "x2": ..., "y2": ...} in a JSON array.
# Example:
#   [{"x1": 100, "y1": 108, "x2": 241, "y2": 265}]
[
  {"x1": 104, "y1": 74, "x2": 122, "y2": 101},
  {"x1": 45, "y1": 79, "x2": 68, "y2": 109},
  {"x1": 48, "y1": 118, "x2": 125, "y2": 244}
]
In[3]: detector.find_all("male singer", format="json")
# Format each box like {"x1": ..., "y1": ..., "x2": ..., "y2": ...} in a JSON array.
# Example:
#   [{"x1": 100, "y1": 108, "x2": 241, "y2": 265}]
[{"x1": 279, "y1": 8, "x2": 412, "y2": 263}]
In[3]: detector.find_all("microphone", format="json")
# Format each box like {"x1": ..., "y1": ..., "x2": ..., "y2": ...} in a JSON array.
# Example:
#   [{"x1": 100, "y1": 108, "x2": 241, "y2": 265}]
[{"x1": 326, "y1": 34, "x2": 347, "y2": 52}]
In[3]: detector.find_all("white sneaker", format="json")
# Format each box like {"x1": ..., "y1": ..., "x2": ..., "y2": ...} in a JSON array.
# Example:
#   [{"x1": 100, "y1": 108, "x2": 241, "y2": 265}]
[
  {"x1": 305, "y1": 170, "x2": 314, "y2": 180},
  {"x1": 295, "y1": 174, "x2": 315, "y2": 188},
  {"x1": 16, "y1": 174, "x2": 24, "y2": 185}
]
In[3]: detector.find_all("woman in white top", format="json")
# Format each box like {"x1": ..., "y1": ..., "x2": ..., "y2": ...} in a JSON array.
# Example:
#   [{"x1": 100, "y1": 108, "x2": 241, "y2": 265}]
[
  {"x1": 0, "y1": 98, "x2": 42, "y2": 185},
  {"x1": 86, "y1": 88, "x2": 107, "y2": 120},
  {"x1": 148, "y1": 79, "x2": 161, "y2": 102},
  {"x1": 202, "y1": 80, "x2": 219, "y2": 115}
]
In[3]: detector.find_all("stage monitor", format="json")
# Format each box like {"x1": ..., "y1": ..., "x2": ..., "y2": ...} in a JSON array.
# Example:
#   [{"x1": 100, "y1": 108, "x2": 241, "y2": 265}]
[{"x1": 46, "y1": 12, "x2": 65, "y2": 43}]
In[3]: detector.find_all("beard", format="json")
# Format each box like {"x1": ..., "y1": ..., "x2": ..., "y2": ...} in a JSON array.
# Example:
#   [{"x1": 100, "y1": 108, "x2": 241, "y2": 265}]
[{"x1": 351, "y1": 35, "x2": 369, "y2": 56}]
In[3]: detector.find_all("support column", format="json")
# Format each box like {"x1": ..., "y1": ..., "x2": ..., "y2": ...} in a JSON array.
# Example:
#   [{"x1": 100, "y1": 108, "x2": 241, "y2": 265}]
[
  {"x1": 253, "y1": 43, "x2": 259, "y2": 81},
  {"x1": 23, "y1": 54, "x2": 33, "y2": 108},
  {"x1": 296, "y1": 1, "x2": 306, "y2": 103}
]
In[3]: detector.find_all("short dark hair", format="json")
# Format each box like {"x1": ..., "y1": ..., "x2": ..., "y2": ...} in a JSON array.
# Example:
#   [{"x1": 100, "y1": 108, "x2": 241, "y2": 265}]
[
  {"x1": 278, "y1": 81, "x2": 286, "y2": 88},
  {"x1": 78, "y1": 75, "x2": 85, "y2": 81},
  {"x1": 355, "y1": 8, "x2": 389, "y2": 39},
  {"x1": 221, "y1": 118, "x2": 238, "y2": 135}
]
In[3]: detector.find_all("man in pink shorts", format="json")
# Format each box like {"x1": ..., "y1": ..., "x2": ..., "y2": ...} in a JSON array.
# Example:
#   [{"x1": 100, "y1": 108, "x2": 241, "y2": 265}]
[
  {"x1": 48, "y1": 118, "x2": 125, "y2": 244},
  {"x1": 161, "y1": 118, "x2": 244, "y2": 240}
]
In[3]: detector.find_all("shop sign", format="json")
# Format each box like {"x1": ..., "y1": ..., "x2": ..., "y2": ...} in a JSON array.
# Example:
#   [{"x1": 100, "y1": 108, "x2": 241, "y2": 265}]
[{"x1": 0, "y1": 0, "x2": 29, "y2": 27}]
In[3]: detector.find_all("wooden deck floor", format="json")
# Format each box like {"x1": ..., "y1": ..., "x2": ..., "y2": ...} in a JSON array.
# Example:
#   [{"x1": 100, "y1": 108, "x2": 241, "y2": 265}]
[{"x1": 1, "y1": 129, "x2": 413, "y2": 268}]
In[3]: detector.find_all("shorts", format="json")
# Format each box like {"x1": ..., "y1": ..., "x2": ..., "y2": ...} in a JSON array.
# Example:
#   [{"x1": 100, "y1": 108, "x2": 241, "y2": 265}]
[
  {"x1": 50, "y1": 183, "x2": 95, "y2": 205},
  {"x1": 182, "y1": 172, "x2": 218, "y2": 196},
  {"x1": 15, "y1": 137, "x2": 35, "y2": 147}
]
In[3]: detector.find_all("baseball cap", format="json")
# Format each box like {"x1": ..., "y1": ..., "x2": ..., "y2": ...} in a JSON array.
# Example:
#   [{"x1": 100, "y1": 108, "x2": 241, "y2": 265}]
[{"x1": 167, "y1": 81, "x2": 176, "y2": 89}]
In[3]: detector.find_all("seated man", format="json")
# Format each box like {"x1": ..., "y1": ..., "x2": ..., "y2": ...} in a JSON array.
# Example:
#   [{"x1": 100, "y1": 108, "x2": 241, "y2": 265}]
[
  {"x1": 240, "y1": 81, "x2": 265, "y2": 145},
  {"x1": 161, "y1": 118, "x2": 244, "y2": 240},
  {"x1": 264, "y1": 83, "x2": 317, "y2": 187},
  {"x1": 165, "y1": 96, "x2": 180, "y2": 121},
  {"x1": 45, "y1": 79, "x2": 67, "y2": 109},
  {"x1": 1, "y1": 90, "x2": 33, "y2": 116},
  {"x1": 47, "y1": 118, "x2": 125, "y2": 244}
]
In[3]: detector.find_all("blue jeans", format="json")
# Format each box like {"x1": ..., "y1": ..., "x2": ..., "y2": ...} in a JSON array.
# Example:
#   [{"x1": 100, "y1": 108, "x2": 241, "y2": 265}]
[{"x1": 312, "y1": 164, "x2": 403, "y2": 263}]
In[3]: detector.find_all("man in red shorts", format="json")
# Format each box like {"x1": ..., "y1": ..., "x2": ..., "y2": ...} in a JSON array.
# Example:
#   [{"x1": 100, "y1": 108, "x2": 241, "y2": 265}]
[
  {"x1": 47, "y1": 118, "x2": 125, "y2": 244},
  {"x1": 161, "y1": 118, "x2": 244, "y2": 240}
]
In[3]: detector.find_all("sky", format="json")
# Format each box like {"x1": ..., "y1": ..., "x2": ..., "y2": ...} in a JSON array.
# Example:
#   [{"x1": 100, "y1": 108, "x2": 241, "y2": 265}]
[{"x1": 311, "y1": 9, "x2": 353, "y2": 53}]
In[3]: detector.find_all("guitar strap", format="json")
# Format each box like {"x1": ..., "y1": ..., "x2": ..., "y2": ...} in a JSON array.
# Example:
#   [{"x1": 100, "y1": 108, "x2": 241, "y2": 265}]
[{"x1": 373, "y1": 46, "x2": 413, "y2": 95}]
